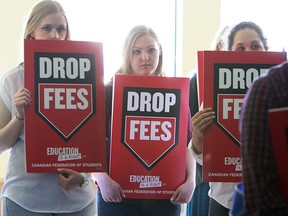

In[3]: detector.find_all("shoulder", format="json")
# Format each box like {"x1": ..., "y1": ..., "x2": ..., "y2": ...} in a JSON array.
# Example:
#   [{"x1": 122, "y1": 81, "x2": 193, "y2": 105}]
[
  {"x1": 266, "y1": 61, "x2": 288, "y2": 82},
  {"x1": 0, "y1": 65, "x2": 23, "y2": 91},
  {"x1": 253, "y1": 61, "x2": 288, "y2": 89},
  {"x1": 245, "y1": 61, "x2": 288, "y2": 109},
  {"x1": 0, "y1": 65, "x2": 23, "y2": 84}
]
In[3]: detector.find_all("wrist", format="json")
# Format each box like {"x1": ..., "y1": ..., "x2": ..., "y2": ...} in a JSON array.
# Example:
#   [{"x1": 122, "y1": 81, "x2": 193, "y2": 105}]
[
  {"x1": 79, "y1": 173, "x2": 89, "y2": 188},
  {"x1": 15, "y1": 113, "x2": 24, "y2": 120},
  {"x1": 191, "y1": 138, "x2": 202, "y2": 154},
  {"x1": 92, "y1": 172, "x2": 109, "y2": 188}
]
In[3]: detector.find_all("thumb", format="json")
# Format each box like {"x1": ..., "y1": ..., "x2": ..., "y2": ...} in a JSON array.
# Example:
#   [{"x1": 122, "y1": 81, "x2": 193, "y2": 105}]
[
  {"x1": 121, "y1": 189, "x2": 126, "y2": 198},
  {"x1": 170, "y1": 190, "x2": 179, "y2": 203},
  {"x1": 57, "y1": 168, "x2": 72, "y2": 177}
]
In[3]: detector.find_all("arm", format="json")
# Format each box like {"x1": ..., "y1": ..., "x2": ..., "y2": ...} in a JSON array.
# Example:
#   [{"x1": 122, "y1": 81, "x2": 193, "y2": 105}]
[
  {"x1": 91, "y1": 85, "x2": 125, "y2": 202},
  {"x1": 0, "y1": 88, "x2": 31, "y2": 153},
  {"x1": 170, "y1": 147, "x2": 196, "y2": 204}
]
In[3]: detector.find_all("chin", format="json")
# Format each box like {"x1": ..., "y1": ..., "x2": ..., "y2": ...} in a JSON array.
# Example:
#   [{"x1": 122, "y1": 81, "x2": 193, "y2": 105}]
[
  {"x1": 142, "y1": 70, "x2": 154, "y2": 76},
  {"x1": 134, "y1": 71, "x2": 151, "y2": 76}
]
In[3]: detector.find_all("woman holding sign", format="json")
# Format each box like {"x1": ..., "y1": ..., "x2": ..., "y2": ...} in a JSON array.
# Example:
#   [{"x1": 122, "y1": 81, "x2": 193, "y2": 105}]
[
  {"x1": 92, "y1": 25, "x2": 195, "y2": 216},
  {"x1": 190, "y1": 21, "x2": 269, "y2": 216},
  {"x1": 0, "y1": 1, "x2": 94, "y2": 215}
]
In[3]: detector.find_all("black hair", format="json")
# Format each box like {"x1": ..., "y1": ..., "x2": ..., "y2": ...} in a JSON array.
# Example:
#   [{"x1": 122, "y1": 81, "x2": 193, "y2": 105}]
[{"x1": 227, "y1": 21, "x2": 268, "y2": 51}]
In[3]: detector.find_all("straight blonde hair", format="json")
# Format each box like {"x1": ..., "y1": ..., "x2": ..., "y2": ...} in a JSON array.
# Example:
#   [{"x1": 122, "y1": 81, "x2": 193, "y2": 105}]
[
  {"x1": 24, "y1": 0, "x2": 70, "y2": 40},
  {"x1": 116, "y1": 25, "x2": 163, "y2": 76}
]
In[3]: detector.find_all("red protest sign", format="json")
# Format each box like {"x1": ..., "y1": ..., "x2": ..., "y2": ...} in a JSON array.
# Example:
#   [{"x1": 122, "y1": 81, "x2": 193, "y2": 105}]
[
  {"x1": 197, "y1": 51, "x2": 286, "y2": 182},
  {"x1": 24, "y1": 40, "x2": 107, "y2": 173},
  {"x1": 268, "y1": 107, "x2": 288, "y2": 203},
  {"x1": 109, "y1": 74, "x2": 189, "y2": 199}
]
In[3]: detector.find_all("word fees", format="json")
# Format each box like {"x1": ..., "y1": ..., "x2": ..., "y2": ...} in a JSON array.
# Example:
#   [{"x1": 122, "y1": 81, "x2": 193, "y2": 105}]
[
  {"x1": 24, "y1": 40, "x2": 107, "y2": 173},
  {"x1": 197, "y1": 51, "x2": 286, "y2": 182},
  {"x1": 109, "y1": 75, "x2": 189, "y2": 199}
]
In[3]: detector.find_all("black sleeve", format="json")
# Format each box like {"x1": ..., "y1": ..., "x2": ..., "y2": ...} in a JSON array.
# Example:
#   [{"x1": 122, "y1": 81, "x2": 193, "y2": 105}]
[{"x1": 189, "y1": 73, "x2": 199, "y2": 117}]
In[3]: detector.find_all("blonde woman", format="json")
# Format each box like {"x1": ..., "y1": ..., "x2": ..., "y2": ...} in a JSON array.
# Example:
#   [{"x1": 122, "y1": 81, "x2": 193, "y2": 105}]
[
  {"x1": 0, "y1": 1, "x2": 94, "y2": 215},
  {"x1": 93, "y1": 25, "x2": 195, "y2": 216}
]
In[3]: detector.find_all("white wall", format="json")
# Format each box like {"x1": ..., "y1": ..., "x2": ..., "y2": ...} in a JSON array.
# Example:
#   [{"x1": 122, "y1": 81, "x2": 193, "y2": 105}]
[
  {"x1": 0, "y1": 0, "x2": 220, "y2": 179},
  {"x1": 0, "y1": 0, "x2": 40, "y2": 74},
  {"x1": 182, "y1": 0, "x2": 221, "y2": 76}
]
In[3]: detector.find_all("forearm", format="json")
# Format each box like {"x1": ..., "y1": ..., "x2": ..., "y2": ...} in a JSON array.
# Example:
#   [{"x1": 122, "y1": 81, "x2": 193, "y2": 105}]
[
  {"x1": 191, "y1": 136, "x2": 202, "y2": 154},
  {"x1": 185, "y1": 147, "x2": 196, "y2": 183},
  {"x1": 189, "y1": 139, "x2": 203, "y2": 165},
  {"x1": 91, "y1": 172, "x2": 110, "y2": 187}
]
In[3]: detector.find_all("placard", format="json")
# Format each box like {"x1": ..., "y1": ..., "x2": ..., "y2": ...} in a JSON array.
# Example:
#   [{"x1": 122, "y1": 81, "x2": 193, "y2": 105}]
[
  {"x1": 109, "y1": 74, "x2": 189, "y2": 199},
  {"x1": 24, "y1": 40, "x2": 107, "y2": 173},
  {"x1": 197, "y1": 51, "x2": 286, "y2": 182},
  {"x1": 268, "y1": 107, "x2": 288, "y2": 203}
]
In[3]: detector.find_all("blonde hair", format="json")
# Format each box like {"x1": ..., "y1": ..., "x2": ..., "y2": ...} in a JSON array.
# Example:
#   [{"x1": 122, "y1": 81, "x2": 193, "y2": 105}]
[
  {"x1": 116, "y1": 25, "x2": 163, "y2": 76},
  {"x1": 24, "y1": 0, "x2": 70, "y2": 40}
]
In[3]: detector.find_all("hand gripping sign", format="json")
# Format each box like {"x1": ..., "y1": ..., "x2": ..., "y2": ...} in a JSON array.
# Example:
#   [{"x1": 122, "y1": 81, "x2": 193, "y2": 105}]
[
  {"x1": 24, "y1": 40, "x2": 107, "y2": 173},
  {"x1": 197, "y1": 50, "x2": 286, "y2": 182},
  {"x1": 109, "y1": 74, "x2": 189, "y2": 199}
]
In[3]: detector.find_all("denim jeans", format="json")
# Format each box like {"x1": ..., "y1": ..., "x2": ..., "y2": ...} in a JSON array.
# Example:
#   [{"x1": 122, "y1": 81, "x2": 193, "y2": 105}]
[{"x1": 97, "y1": 189, "x2": 181, "y2": 216}]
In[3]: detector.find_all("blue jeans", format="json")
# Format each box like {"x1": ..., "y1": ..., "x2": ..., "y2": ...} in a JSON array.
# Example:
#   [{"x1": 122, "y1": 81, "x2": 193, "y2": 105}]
[
  {"x1": 1, "y1": 197, "x2": 95, "y2": 216},
  {"x1": 97, "y1": 189, "x2": 181, "y2": 216}
]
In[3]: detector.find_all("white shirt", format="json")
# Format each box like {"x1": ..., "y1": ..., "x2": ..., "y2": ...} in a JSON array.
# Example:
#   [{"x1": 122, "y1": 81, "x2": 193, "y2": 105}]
[{"x1": 191, "y1": 142, "x2": 237, "y2": 209}]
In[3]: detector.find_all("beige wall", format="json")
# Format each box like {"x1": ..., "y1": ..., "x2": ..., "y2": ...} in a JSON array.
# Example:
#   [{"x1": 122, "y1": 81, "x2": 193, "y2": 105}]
[
  {"x1": 0, "y1": 0, "x2": 221, "y2": 179},
  {"x1": 182, "y1": 0, "x2": 221, "y2": 76},
  {"x1": 0, "y1": 0, "x2": 40, "y2": 74}
]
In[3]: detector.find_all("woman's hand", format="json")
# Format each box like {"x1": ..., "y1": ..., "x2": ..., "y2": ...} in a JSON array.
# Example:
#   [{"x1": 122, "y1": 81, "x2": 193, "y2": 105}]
[
  {"x1": 92, "y1": 172, "x2": 125, "y2": 202},
  {"x1": 170, "y1": 180, "x2": 195, "y2": 205},
  {"x1": 191, "y1": 108, "x2": 215, "y2": 154},
  {"x1": 170, "y1": 148, "x2": 196, "y2": 205},
  {"x1": 13, "y1": 87, "x2": 32, "y2": 119},
  {"x1": 57, "y1": 168, "x2": 84, "y2": 191},
  {"x1": 0, "y1": 88, "x2": 32, "y2": 152}
]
